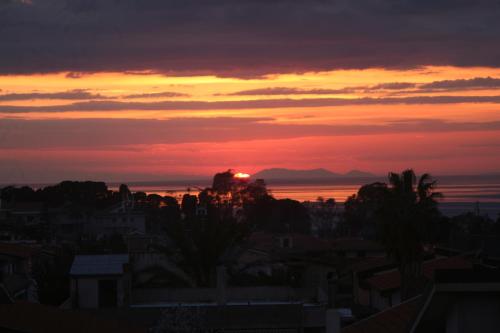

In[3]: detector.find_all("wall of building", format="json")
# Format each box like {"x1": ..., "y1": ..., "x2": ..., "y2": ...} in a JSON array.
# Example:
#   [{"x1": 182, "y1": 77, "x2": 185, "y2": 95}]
[
  {"x1": 88, "y1": 214, "x2": 146, "y2": 237},
  {"x1": 390, "y1": 290, "x2": 401, "y2": 307},
  {"x1": 370, "y1": 289, "x2": 390, "y2": 310},
  {"x1": 75, "y1": 278, "x2": 99, "y2": 308},
  {"x1": 132, "y1": 286, "x2": 318, "y2": 304},
  {"x1": 73, "y1": 276, "x2": 127, "y2": 309},
  {"x1": 446, "y1": 296, "x2": 500, "y2": 333}
]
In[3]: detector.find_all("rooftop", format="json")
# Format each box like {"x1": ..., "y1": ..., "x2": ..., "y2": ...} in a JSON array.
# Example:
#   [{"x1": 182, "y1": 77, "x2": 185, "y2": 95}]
[
  {"x1": 0, "y1": 242, "x2": 39, "y2": 259},
  {"x1": 70, "y1": 254, "x2": 129, "y2": 276},
  {"x1": 330, "y1": 238, "x2": 384, "y2": 252},
  {"x1": 365, "y1": 256, "x2": 473, "y2": 292},
  {"x1": 342, "y1": 296, "x2": 422, "y2": 333}
]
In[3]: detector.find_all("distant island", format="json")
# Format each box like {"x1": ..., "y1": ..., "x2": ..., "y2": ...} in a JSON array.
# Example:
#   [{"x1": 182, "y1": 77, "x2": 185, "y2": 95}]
[{"x1": 252, "y1": 168, "x2": 376, "y2": 181}]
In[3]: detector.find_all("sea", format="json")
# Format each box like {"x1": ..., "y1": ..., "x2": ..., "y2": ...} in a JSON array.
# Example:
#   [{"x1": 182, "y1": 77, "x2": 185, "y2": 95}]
[{"x1": 116, "y1": 175, "x2": 500, "y2": 218}]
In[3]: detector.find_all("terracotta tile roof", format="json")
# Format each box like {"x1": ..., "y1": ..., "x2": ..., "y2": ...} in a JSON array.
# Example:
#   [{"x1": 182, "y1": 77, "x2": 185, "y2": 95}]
[
  {"x1": 285, "y1": 234, "x2": 331, "y2": 253},
  {"x1": 248, "y1": 232, "x2": 275, "y2": 253},
  {"x1": 331, "y1": 239, "x2": 384, "y2": 252},
  {"x1": 342, "y1": 296, "x2": 422, "y2": 333},
  {"x1": 0, "y1": 242, "x2": 39, "y2": 259},
  {"x1": 365, "y1": 256, "x2": 473, "y2": 292},
  {"x1": 348, "y1": 257, "x2": 394, "y2": 273},
  {"x1": 0, "y1": 302, "x2": 147, "y2": 333}
]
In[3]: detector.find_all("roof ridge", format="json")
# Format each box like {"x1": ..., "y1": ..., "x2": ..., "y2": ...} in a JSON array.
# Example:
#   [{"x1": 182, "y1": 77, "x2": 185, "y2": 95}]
[{"x1": 342, "y1": 295, "x2": 422, "y2": 330}]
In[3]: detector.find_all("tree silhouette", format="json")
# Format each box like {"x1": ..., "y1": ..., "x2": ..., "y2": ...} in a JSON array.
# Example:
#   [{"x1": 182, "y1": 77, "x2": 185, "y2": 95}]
[
  {"x1": 308, "y1": 197, "x2": 337, "y2": 238},
  {"x1": 378, "y1": 169, "x2": 442, "y2": 300},
  {"x1": 167, "y1": 202, "x2": 249, "y2": 287},
  {"x1": 344, "y1": 182, "x2": 390, "y2": 237},
  {"x1": 212, "y1": 169, "x2": 235, "y2": 195}
]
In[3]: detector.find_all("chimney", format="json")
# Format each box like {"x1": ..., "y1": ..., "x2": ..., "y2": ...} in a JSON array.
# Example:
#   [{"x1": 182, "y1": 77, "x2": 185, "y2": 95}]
[
  {"x1": 216, "y1": 265, "x2": 226, "y2": 305},
  {"x1": 326, "y1": 309, "x2": 341, "y2": 333}
]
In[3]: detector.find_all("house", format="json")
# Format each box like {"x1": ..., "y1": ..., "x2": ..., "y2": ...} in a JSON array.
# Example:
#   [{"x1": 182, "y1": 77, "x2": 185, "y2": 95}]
[
  {"x1": 330, "y1": 239, "x2": 386, "y2": 259},
  {"x1": 4, "y1": 202, "x2": 46, "y2": 226},
  {"x1": 341, "y1": 268, "x2": 500, "y2": 333},
  {"x1": 348, "y1": 256, "x2": 394, "y2": 307},
  {"x1": 342, "y1": 296, "x2": 423, "y2": 333},
  {"x1": 48, "y1": 203, "x2": 91, "y2": 241},
  {"x1": 234, "y1": 232, "x2": 335, "y2": 287},
  {"x1": 234, "y1": 232, "x2": 332, "y2": 275},
  {"x1": 411, "y1": 269, "x2": 500, "y2": 333},
  {"x1": 49, "y1": 199, "x2": 146, "y2": 241},
  {"x1": 233, "y1": 235, "x2": 386, "y2": 308},
  {"x1": 0, "y1": 242, "x2": 40, "y2": 302},
  {"x1": 87, "y1": 203, "x2": 146, "y2": 239},
  {"x1": 358, "y1": 256, "x2": 473, "y2": 310},
  {"x1": 125, "y1": 234, "x2": 193, "y2": 289},
  {"x1": 246, "y1": 232, "x2": 332, "y2": 256},
  {"x1": 70, "y1": 254, "x2": 131, "y2": 309}
]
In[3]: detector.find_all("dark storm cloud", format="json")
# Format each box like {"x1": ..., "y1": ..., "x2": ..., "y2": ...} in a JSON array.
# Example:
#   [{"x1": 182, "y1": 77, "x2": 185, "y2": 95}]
[
  {"x1": 0, "y1": 0, "x2": 499, "y2": 77},
  {"x1": 122, "y1": 91, "x2": 190, "y2": 99},
  {"x1": 223, "y1": 78, "x2": 500, "y2": 97},
  {"x1": 221, "y1": 84, "x2": 412, "y2": 96},
  {"x1": 386, "y1": 77, "x2": 500, "y2": 95},
  {"x1": 65, "y1": 72, "x2": 85, "y2": 79},
  {"x1": 419, "y1": 77, "x2": 500, "y2": 91},
  {"x1": 367, "y1": 82, "x2": 417, "y2": 90},
  {"x1": 1, "y1": 117, "x2": 500, "y2": 149},
  {"x1": 2, "y1": 95, "x2": 500, "y2": 113},
  {"x1": 0, "y1": 89, "x2": 188, "y2": 102},
  {"x1": 0, "y1": 89, "x2": 107, "y2": 101},
  {"x1": 221, "y1": 87, "x2": 357, "y2": 96}
]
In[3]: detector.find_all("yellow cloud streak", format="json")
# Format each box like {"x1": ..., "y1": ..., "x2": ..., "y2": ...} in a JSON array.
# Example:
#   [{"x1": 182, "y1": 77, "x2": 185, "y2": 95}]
[{"x1": 1, "y1": 66, "x2": 500, "y2": 125}]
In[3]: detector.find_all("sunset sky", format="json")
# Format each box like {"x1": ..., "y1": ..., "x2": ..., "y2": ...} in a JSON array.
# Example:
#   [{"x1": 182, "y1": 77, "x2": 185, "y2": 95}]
[{"x1": 1, "y1": 0, "x2": 500, "y2": 183}]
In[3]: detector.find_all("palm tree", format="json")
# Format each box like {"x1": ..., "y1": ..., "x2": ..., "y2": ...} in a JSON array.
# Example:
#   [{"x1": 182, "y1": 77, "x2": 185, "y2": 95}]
[
  {"x1": 167, "y1": 204, "x2": 249, "y2": 287},
  {"x1": 379, "y1": 169, "x2": 442, "y2": 300}
]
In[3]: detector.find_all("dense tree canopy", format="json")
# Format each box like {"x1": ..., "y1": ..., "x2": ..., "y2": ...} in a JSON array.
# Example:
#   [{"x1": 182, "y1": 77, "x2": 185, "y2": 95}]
[{"x1": 344, "y1": 169, "x2": 443, "y2": 300}]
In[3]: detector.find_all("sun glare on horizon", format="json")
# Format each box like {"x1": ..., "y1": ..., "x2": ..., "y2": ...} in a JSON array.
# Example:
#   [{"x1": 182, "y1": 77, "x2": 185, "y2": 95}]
[{"x1": 234, "y1": 172, "x2": 251, "y2": 179}]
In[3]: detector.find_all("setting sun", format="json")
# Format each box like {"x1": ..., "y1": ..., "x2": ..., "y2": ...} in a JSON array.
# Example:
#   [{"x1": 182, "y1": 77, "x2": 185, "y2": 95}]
[{"x1": 234, "y1": 172, "x2": 251, "y2": 179}]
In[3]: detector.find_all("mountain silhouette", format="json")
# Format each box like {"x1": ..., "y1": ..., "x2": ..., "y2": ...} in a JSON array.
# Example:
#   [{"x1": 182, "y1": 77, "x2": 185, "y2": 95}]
[{"x1": 253, "y1": 168, "x2": 375, "y2": 180}]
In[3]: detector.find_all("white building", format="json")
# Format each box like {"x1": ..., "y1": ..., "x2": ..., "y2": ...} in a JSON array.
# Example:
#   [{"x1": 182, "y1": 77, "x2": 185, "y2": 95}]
[
  {"x1": 70, "y1": 254, "x2": 130, "y2": 309},
  {"x1": 87, "y1": 203, "x2": 146, "y2": 239}
]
